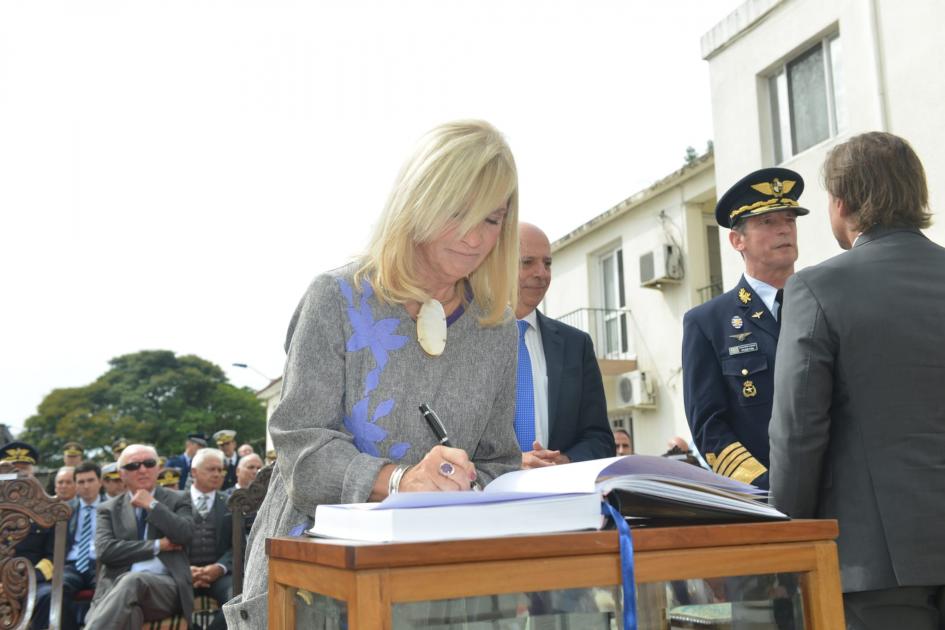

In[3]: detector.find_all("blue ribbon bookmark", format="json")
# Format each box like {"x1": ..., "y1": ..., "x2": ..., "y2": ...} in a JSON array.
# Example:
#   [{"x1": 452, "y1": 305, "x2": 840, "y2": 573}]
[{"x1": 602, "y1": 501, "x2": 637, "y2": 629}]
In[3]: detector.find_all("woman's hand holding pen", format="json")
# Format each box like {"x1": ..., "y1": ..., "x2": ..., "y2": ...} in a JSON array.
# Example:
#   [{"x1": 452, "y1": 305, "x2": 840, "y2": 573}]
[{"x1": 400, "y1": 445, "x2": 479, "y2": 492}]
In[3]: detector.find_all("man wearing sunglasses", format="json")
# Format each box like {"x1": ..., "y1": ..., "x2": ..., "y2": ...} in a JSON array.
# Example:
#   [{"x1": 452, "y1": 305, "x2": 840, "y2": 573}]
[{"x1": 84, "y1": 444, "x2": 194, "y2": 630}]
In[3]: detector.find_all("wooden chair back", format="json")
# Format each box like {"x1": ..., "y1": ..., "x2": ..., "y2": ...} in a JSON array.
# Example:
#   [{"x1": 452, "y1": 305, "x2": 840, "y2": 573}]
[
  {"x1": 226, "y1": 464, "x2": 273, "y2": 597},
  {"x1": 0, "y1": 463, "x2": 72, "y2": 630}
]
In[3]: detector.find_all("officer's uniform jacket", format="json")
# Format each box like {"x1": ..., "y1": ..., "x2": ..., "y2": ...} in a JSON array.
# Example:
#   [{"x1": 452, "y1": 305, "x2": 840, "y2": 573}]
[{"x1": 682, "y1": 275, "x2": 779, "y2": 488}]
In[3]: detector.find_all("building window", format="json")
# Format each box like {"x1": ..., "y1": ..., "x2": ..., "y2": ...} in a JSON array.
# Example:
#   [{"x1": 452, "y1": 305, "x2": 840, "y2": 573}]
[
  {"x1": 769, "y1": 33, "x2": 846, "y2": 162},
  {"x1": 599, "y1": 248, "x2": 628, "y2": 357}
]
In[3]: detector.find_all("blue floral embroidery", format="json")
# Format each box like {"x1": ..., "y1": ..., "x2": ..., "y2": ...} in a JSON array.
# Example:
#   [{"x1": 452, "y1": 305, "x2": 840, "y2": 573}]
[{"x1": 338, "y1": 278, "x2": 412, "y2": 461}]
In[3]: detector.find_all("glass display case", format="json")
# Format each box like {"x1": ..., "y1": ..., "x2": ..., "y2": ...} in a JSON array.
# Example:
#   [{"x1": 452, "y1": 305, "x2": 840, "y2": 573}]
[{"x1": 267, "y1": 520, "x2": 843, "y2": 629}]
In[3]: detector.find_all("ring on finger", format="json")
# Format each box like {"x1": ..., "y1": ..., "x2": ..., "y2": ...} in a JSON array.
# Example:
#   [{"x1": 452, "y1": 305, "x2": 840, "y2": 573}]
[{"x1": 439, "y1": 462, "x2": 455, "y2": 477}]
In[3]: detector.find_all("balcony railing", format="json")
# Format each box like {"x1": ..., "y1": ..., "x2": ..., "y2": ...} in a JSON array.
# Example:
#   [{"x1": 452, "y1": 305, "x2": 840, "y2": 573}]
[
  {"x1": 554, "y1": 307, "x2": 635, "y2": 361},
  {"x1": 696, "y1": 282, "x2": 723, "y2": 304}
]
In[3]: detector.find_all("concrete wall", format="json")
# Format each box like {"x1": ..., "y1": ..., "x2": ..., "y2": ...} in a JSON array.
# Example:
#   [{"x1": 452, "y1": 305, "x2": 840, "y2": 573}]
[{"x1": 704, "y1": 0, "x2": 945, "y2": 287}]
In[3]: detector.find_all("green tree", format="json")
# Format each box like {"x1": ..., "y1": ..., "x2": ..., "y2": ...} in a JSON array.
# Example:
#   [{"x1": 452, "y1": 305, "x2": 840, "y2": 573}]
[{"x1": 20, "y1": 350, "x2": 266, "y2": 466}]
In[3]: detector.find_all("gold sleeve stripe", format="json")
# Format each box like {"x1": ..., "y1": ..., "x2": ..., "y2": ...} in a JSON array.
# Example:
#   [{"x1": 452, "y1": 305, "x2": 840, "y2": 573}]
[
  {"x1": 712, "y1": 442, "x2": 747, "y2": 474},
  {"x1": 720, "y1": 450, "x2": 754, "y2": 478},
  {"x1": 36, "y1": 558, "x2": 54, "y2": 581},
  {"x1": 709, "y1": 441, "x2": 768, "y2": 484}
]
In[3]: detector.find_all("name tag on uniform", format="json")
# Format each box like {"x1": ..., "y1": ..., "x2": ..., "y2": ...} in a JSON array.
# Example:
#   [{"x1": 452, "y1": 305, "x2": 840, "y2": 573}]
[{"x1": 728, "y1": 342, "x2": 759, "y2": 356}]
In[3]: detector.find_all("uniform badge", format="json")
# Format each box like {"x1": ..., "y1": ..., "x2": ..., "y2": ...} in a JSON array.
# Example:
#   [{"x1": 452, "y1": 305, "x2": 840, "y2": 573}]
[
  {"x1": 730, "y1": 315, "x2": 743, "y2": 329},
  {"x1": 751, "y1": 311, "x2": 764, "y2": 319},
  {"x1": 729, "y1": 332, "x2": 752, "y2": 342},
  {"x1": 742, "y1": 380, "x2": 757, "y2": 398},
  {"x1": 738, "y1": 288, "x2": 752, "y2": 304}
]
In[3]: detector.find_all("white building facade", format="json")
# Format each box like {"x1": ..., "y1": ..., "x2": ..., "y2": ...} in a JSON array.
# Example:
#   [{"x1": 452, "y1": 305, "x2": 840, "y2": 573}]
[
  {"x1": 703, "y1": 0, "x2": 945, "y2": 282},
  {"x1": 543, "y1": 154, "x2": 718, "y2": 456}
]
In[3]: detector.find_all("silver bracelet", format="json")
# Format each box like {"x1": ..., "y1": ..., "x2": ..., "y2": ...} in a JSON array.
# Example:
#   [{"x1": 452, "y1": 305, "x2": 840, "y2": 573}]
[{"x1": 388, "y1": 464, "x2": 410, "y2": 496}]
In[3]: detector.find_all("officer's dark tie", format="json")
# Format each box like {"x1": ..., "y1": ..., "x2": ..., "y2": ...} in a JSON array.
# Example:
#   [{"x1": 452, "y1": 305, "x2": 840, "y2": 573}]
[{"x1": 774, "y1": 289, "x2": 784, "y2": 321}]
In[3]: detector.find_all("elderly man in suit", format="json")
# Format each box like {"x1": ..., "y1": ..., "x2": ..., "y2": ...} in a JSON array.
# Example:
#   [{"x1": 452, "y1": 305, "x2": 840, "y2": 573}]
[
  {"x1": 682, "y1": 167, "x2": 809, "y2": 489},
  {"x1": 187, "y1": 447, "x2": 233, "y2": 630},
  {"x1": 85, "y1": 444, "x2": 194, "y2": 630},
  {"x1": 514, "y1": 223, "x2": 615, "y2": 467},
  {"x1": 770, "y1": 132, "x2": 945, "y2": 629}
]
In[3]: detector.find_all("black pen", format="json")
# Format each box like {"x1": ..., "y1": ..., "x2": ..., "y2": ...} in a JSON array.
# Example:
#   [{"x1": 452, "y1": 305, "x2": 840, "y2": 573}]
[{"x1": 418, "y1": 404, "x2": 482, "y2": 490}]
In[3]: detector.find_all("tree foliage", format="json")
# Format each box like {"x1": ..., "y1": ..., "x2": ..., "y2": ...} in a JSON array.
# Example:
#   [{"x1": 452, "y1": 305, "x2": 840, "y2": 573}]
[{"x1": 20, "y1": 350, "x2": 266, "y2": 466}]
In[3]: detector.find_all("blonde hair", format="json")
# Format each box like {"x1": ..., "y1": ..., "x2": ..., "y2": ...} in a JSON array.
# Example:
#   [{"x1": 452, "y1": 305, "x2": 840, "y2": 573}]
[{"x1": 355, "y1": 120, "x2": 519, "y2": 326}]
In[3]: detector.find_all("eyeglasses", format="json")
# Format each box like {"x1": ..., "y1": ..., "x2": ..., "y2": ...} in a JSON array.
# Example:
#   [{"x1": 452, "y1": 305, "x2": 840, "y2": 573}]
[{"x1": 121, "y1": 458, "x2": 158, "y2": 472}]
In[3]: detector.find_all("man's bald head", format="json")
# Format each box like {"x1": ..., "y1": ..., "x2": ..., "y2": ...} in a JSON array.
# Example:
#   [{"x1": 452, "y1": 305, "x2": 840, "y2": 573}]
[{"x1": 517, "y1": 222, "x2": 552, "y2": 319}]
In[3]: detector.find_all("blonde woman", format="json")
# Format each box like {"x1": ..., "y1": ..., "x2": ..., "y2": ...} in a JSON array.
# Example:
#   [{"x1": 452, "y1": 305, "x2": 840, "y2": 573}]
[{"x1": 224, "y1": 120, "x2": 522, "y2": 628}]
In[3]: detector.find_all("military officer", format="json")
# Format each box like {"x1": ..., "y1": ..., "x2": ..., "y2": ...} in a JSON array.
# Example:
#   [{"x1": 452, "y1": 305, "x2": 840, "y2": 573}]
[
  {"x1": 111, "y1": 437, "x2": 129, "y2": 460},
  {"x1": 63, "y1": 441, "x2": 84, "y2": 467},
  {"x1": 212, "y1": 429, "x2": 240, "y2": 490},
  {"x1": 101, "y1": 462, "x2": 125, "y2": 498},
  {"x1": 681, "y1": 168, "x2": 808, "y2": 489},
  {"x1": 157, "y1": 467, "x2": 183, "y2": 489},
  {"x1": 1, "y1": 441, "x2": 56, "y2": 627},
  {"x1": 165, "y1": 432, "x2": 208, "y2": 490}
]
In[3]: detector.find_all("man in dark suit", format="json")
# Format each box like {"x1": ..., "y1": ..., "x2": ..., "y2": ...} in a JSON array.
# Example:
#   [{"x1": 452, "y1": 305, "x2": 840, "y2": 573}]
[
  {"x1": 45, "y1": 461, "x2": 104, "y2": 630},
  {"x1": 187, "y1": 447, "x2": 233, "y2": 630},
  {"x1": 85, "y1": 444, "x2": 194, "y2": 630},
  {"x1": 681, "y1": 168, "x2": 809, "y2": 489},
  {"x1": 769, "y1": 132, "x2": 945, "y2": 629},
  {"x1": 514, "y1": 223, "x2": 615, "y2": 467},
  {"x1": 213, "y1": 429, "x2": 241, "y2": 490},
  {"x1": 165, "y1": 432, "x2": 207, "y2": 490}
]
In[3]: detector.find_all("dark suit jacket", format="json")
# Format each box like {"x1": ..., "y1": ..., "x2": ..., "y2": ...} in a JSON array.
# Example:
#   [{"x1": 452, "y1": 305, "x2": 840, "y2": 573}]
[
  {"x1": 535, "y1": 310, "x2": 615, "y2": 462},
  {"x1": 165, "y1": 453, "x2": 191, "y2": 489},
  {"x1": 770, "y1": 227, "x2": 945, "y2": 592},
  {"x1": 93, "y1": 486, "x2": 195, "y2": 619},
  {"x1": 188, "y1": 491, "x2": 233, "y2": 574},
  {"x1": 222, "y1": 454, "x2": 240, "y2": 490},
  {"x1": 682, "y1": 275, "x2": 778, "y2": 488}
]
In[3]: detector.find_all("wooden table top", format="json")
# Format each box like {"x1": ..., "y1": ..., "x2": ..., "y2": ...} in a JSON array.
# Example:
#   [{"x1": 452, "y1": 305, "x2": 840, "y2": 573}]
[{"x1": 267, "y1": 519, "x2": 838, "y2": 570}]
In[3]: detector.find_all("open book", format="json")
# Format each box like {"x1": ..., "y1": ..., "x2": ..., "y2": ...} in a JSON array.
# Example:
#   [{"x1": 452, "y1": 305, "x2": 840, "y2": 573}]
[{"x1": 307, "y1": 455, "x2": 786, "y2": 543}]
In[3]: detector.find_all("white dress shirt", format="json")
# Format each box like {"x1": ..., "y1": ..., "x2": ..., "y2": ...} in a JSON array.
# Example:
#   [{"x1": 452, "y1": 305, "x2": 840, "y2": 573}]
[
  {"x1": 66, "y1": 497, "x2": 100, "y2": 563},
  {"x1": 519, "y1": 310, "x2": 549, "y2": 446},
  {"x1": 743, "y1": 273, "x2": 782, "y2": 321}
]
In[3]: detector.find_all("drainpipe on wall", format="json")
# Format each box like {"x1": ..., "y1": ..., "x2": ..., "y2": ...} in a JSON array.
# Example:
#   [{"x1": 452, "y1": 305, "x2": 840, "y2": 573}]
[{"x1": 867, "y1": 0, "x2": 889, "y2": 131}]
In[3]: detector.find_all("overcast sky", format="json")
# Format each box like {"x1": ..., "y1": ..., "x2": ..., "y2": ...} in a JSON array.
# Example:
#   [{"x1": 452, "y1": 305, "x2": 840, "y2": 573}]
[{"x1": 1, "y1": 0, "x2": 742, "y2": 434}]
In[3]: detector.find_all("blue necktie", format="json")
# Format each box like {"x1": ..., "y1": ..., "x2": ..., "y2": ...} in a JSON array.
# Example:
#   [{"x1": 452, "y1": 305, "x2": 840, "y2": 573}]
[
  {"x1": 74, "y1": 505, "x2": 93, "y2": 574},
  {"x1": 136, "y1": 507, "x2": 147, "y2": 540},
  {"x1": 514, "y1": 320, "x2": 536, "y2": 452}
]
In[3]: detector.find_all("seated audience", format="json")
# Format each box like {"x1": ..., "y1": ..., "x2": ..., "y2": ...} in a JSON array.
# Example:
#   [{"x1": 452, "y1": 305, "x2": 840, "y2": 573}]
[
  {"x1": 55, "y1": 465, "x2": 77, "y2": 501},
  {"x1": 187, "y1": 448, "x2": 233, "y2": 630},
  {"x1": 613, "y1": 429, "x2": 633, "y2": 456},
  {"x1": 101, "y1": 462, "x2": 124, "y2": 498},
  {"x1": 84, "y1": 444, "x2": 194, "y2": 629}
]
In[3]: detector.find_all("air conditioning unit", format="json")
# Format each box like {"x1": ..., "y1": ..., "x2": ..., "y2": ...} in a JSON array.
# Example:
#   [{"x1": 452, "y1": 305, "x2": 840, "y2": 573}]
[
  {"x1": 639, "y1": 244, "x2": 683, "y2": 287},
  {"x1": 616, "y1": 370, "x2": 656, "y2": 409}
]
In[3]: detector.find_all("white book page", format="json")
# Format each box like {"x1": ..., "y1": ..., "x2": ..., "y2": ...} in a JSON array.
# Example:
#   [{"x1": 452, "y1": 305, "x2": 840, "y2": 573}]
[{"x1": 484, "y1": 457, "x2": 621, "y2": 494}]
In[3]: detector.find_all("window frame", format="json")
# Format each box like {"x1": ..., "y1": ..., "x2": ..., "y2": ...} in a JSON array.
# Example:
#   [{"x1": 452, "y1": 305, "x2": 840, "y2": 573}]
[{"x1": 767, "y1": 31, "x2": 845, "y2": 163}]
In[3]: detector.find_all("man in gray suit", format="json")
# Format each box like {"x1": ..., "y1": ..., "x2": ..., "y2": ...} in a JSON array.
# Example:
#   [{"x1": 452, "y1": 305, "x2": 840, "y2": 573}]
[
  {"x1": 86, "y1": 444, "x2": 194, "y2": 630},
  {"x1": 770, "y1": 131, "x2": 945, "y2": 629},
  {"x1": 187, "y1": 447, "x2": 233, "y2": 630}
]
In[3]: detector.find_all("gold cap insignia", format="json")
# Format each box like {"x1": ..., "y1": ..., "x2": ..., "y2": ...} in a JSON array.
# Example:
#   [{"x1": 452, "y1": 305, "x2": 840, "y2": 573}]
[
  {"x1": 742, "y1": 380, "x2": 757, "y2": 398},
  {"x1": 751, "y1": 178, "x2": 796, "y2": 198},
  {"x1": 738, "y1": 288, "x2": 752, "y2": 304},
  {"x1": 3, "y1": 447, "x2": 36, "y2": 464}
]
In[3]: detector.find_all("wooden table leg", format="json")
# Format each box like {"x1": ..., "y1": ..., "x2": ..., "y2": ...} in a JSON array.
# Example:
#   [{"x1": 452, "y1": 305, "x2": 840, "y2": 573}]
[{"x1": 800, "y1": 541, "x2": 846, "y2": 629}]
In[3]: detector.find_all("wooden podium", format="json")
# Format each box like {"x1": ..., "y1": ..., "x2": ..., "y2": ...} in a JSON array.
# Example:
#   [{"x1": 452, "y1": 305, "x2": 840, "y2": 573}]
[{"x1": 267, "y1": 519, "x2": 844, "y2": 629}]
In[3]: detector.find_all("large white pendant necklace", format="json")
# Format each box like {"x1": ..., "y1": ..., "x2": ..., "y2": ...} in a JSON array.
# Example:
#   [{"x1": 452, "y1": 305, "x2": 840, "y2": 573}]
[{"x1": 417, "y1": 298, "x2": 447, "y2": 356}]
